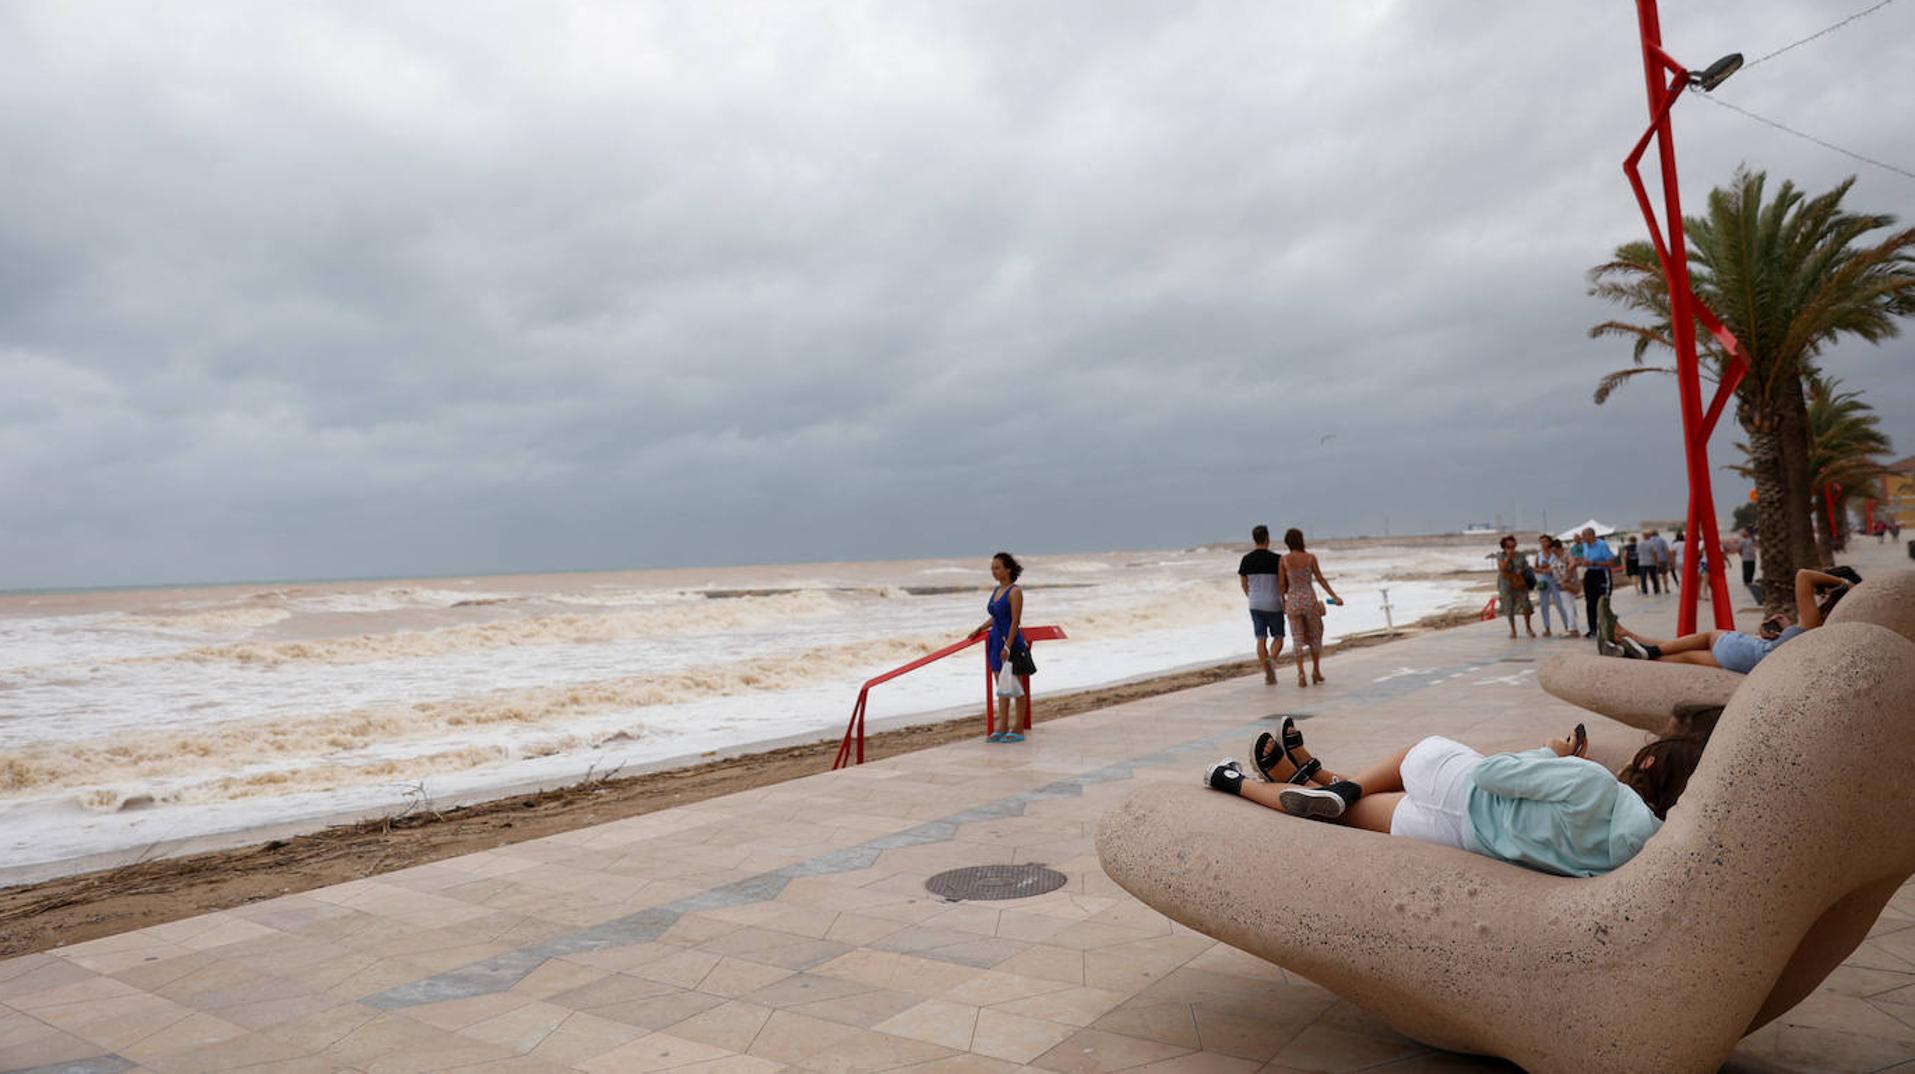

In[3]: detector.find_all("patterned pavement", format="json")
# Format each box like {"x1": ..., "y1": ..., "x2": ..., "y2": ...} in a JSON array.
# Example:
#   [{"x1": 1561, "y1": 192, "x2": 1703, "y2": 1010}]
[{"x1": 4, "y1": 560, "x2": 1913, "y2": 1074}]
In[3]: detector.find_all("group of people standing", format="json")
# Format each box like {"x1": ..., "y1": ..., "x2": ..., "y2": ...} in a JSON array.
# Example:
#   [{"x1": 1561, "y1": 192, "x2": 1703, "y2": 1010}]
[
  {"x1": 1624, "y1": 528, "x2": 1763, "y2": 603},
  {"x1": 1491, "y1": 525, "x2": 1766, "y2": 640},
  {"x1": 1493, "y1": 527, "x2": 1620, "y2": 640},
  {"x1": 1238, "y1": 525, "x2": 1341, "y2": 688}
]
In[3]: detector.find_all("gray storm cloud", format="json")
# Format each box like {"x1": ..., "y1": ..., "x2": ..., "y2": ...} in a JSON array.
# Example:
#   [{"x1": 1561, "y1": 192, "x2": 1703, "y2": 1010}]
[{"x1": 3, "y1": 1, "x2": 1912, "y2": 587}]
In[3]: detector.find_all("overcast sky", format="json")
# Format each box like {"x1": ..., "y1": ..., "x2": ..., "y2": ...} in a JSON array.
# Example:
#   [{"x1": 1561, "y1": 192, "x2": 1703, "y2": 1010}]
[{"x1": 4, "y1": 2, "x2": 1912, "y2": 589}]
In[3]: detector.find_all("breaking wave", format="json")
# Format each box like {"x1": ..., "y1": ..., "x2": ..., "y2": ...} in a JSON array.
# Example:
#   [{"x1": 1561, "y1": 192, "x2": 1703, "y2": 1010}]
[
  {"x1": 109, "y1": 591, "x2": 849, "y2": 668},
  {"x1": 119, "y1": 606, "x2": 294, "y2": 633},
  {"x1": 0, "y1": 630, "x2": 957, "y2": 804}
]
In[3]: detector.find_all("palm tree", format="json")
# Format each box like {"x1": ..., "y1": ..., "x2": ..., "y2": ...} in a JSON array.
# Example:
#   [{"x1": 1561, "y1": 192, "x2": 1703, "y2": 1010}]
[
  {"x1": 1806, "y1": 375, "x2": 1894, "y2": 558},
  {"x1": 1731, "y1": 374, "x2": 1895, "y2": 564},
  {"x1": 1588, "y1": 168, "x2": 1915, "y2": 613}
]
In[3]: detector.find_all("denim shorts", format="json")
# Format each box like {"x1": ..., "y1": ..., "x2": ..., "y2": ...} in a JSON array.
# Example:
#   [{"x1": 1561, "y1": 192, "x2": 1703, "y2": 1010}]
[
  {"x1": 1250, "y1": 608, "x2": 1286, "y2": 639},
  {"x1": 1711, "y1": 626, "x2": 1801, "y2": 674}
]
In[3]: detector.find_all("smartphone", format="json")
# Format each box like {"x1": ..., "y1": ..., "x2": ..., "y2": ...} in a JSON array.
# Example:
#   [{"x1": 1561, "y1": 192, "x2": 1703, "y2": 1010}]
[{"x1": 1572, "y1": 723, "x2": 1587, "y2": 756}]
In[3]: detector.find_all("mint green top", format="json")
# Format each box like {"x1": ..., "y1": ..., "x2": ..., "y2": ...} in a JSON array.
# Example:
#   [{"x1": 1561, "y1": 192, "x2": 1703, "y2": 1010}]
[{"x1": 1462, "y1": 748, "x2": 1662, "y2": 877}]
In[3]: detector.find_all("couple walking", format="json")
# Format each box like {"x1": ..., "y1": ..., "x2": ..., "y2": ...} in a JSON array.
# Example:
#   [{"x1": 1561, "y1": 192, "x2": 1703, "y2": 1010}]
[{"x1": 1238, "y1": 525, "x2": 1341, "y2": 688}]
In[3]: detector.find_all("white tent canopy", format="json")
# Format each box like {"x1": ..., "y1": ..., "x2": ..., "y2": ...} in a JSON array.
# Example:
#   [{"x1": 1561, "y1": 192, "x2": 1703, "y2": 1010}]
[{"x1": 1556, "y1": 519, "x2": 1621, "y2": 542}]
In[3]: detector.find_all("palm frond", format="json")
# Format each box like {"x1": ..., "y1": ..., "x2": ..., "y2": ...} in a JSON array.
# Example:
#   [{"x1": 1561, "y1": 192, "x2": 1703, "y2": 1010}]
[{"x1": 1593, "y1": 365, "x2": 1676, "y2": 405}]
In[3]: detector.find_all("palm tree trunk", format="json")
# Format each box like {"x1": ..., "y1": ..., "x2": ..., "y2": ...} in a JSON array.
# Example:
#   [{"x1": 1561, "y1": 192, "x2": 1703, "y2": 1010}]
[
  {"x1": 1746, "y1": 416, "x2": 1795, "y2": 617},
  {"x1": 1778, "y1": 379, "x2": 1823, "y2": 569},
  {"x1": 1814, "y1": 489, "x2": 1838, "y2": 565}
]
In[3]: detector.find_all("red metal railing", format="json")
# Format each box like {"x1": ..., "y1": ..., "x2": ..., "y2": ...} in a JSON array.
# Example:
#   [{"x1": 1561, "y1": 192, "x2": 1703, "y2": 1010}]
[{"x1": 831, "y1": 625, "x2": 1067, "y2": 770}]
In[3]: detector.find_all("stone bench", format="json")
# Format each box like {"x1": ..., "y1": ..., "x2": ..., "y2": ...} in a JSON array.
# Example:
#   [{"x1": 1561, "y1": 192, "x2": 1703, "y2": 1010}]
[
  {"x1": 1096, "y1": 620, "x2": 1915, "y2": 1073},
  {"x1": 1539, "y1": 571, "x2": 1915, "y2": 733}
]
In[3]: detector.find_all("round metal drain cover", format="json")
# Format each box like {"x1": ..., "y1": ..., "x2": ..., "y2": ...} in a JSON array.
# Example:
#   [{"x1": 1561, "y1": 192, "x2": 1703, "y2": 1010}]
[{"x1": 925, "y1": 864, "x2": 1067, "y2": 902}]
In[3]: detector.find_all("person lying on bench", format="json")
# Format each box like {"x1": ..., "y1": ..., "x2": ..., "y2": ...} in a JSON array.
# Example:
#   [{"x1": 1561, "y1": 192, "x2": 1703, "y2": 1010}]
[
  {"x1": 1201, "y1": 710, "x2": 1714, "y2": 877},
  {"x1": 1606, "y1": 567, "x2": 1857, "y2": 673}
]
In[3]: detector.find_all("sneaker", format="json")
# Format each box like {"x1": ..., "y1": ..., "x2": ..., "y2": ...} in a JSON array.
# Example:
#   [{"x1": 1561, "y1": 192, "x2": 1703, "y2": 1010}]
[
  {"x1": 1619, "y1": 638, "x2": 1651, "y2": 660},
  {"x1": 1204, "y1": 759, "x2": 1245, "y2": 794},
  {"x1": 1321, "y1": 779, "x2": 1364, "y2": 807},
  {"x1": 1277, "y1": 785, "x2": 1347, "y2": 819}
]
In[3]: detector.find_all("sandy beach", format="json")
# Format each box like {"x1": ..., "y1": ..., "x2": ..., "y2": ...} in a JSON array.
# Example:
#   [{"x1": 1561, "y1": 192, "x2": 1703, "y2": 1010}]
[
  {"x1": 0, "y1": 593, "x2": 1487, "y2": 960},
  {"x1": 1, "y1": 536, "x2": 1493, "y2": 887}
]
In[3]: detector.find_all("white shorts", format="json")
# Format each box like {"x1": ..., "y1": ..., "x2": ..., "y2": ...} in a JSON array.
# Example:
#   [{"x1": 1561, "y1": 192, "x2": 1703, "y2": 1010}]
[{"x1": 1388, "y1": 736, "x2": 1482, "y2": 851}]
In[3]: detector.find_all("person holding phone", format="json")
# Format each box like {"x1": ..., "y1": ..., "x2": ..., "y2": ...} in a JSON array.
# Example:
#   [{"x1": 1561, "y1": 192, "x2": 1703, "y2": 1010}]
[
  {"x1": 1204, "y1": 714, "x2": 1715, "y2": 878},
  {"x1": 1607, "y1": 567, "x2": 1858, "y2": 673},
  {"x1": 1278, "y1": 528, "x2": 1342, "y2": 688}
]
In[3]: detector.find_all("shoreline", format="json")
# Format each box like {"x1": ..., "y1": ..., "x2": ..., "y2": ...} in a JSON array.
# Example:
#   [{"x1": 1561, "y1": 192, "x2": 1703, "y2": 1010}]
[{"x1": 0, "y1": 601, "x2": 1486, "y2": 959}]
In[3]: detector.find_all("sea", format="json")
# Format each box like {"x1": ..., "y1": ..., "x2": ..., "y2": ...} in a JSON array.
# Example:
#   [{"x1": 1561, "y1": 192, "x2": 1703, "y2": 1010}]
[{"x1": 0, "y1": 538, "x2": 1493, "y2": 884}]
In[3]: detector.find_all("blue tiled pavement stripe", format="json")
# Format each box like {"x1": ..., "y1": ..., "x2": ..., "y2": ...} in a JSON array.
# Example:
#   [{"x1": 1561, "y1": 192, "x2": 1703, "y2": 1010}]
[
  {"x1": 1, "y1": 1056, "x2": 138, "y2": 1074},
  {"x1": 364, "y1": 657, "x2": 1492, "y2": 1009}
]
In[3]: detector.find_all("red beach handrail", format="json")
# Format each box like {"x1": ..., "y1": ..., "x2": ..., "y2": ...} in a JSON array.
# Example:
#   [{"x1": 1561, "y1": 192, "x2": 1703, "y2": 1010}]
[{"x1": 831, "y1": 625, "x2": 1067, "y2": 770}]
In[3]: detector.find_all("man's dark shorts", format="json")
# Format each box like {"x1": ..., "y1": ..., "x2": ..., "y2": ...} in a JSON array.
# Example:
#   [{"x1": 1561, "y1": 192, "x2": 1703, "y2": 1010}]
[{"x1": 1250, "y1": 609, "x2": 1286, "y2": 639}]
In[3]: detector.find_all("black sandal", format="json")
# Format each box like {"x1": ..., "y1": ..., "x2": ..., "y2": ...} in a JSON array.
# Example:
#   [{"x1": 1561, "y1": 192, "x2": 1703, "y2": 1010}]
[
  {"x1": 1281, "y1": 716, "x2": 1304, "y2": 754},
  {"x1": 1254, "y1": 718, "x2": 1311, "y2": 782},
  {"x1": 1252, "y1": 732, "x2": 1285, "y2": 782}
]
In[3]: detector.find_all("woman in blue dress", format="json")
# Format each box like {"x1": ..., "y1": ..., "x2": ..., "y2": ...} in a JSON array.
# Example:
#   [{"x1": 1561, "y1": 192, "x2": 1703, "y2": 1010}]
[{"x1": 970, "y1": 552, "x2": 1029, "y2": 742}]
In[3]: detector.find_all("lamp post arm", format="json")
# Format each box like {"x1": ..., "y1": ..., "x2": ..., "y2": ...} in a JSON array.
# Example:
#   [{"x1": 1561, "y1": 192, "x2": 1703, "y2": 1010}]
[{"x1": 1645, "y1": 42, "x2": 1689, "y2": 79}]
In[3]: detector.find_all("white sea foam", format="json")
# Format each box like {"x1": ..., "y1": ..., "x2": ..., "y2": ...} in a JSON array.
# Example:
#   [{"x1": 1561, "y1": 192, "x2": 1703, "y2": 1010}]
[{"x1": 0, "y1": 542, "x2": 1487, "y2": 877}]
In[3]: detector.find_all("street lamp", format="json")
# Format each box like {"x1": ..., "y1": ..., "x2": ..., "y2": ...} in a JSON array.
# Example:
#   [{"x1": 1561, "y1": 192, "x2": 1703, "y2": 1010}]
[
  {"x1": 1624, "y1": 4, "x2": 1747, "y2": 634},
  {"x1": 1691, "y1": 53, "x2": 1744, "y2": 92}
]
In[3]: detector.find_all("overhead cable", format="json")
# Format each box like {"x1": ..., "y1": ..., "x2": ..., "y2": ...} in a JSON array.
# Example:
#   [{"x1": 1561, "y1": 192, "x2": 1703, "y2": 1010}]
[
  {"x1": 1693, "y1": 91, "x2": 1915, "y2": 183},
  {"x1": 1741, "y1": 0, "x2": 1900, "y2": 69}
]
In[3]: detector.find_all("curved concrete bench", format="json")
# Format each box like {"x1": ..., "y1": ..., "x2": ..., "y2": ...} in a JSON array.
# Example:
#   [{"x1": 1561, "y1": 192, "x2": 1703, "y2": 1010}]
[
  {"x1": 1537, "y1": 653, "x2": 1740, "y2": 733},
  {"x1": 1539, "y1": 570, "x2": 1915, "y2": 733},
  {"x1": 1096, "y1": 622, "x2": 1915, "y2": 1073},
  {"x1": 1826, "y1": 569, "x2": 1915, "y2": 639}
]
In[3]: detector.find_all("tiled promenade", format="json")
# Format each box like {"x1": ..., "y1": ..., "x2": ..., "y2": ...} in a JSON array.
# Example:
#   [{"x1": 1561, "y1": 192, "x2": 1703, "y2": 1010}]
[{"x1": 5, "y1": 554, "x2": 1914, "y2": 1073}]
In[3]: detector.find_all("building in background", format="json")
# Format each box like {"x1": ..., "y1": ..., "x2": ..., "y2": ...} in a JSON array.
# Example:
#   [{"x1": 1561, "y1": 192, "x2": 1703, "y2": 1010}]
[{"x1": 1884, "y1": 455, "x2": 1915, "y2": 530}]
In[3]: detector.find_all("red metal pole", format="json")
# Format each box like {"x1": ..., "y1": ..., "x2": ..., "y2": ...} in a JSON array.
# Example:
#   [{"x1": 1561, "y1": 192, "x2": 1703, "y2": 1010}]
[
  {"x1": 984, "y1": 650, "x2": 995, "y2": 738},
  {"x1": 1633, "y1": 0, "x2": 1735, "y2": 632}
]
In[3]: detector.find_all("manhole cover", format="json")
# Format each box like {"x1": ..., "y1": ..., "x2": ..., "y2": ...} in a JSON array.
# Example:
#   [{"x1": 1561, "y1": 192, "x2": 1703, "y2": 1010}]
[
  {"x1": 925, "y1": 864, "x2": 1068, "y2": 902},
  {"x1": 1262, "y1": 712, "x2": 1315, "y2": 721},
  {"x1": 1499, "y1": 657, "x2": 1535, "y2": 663}
]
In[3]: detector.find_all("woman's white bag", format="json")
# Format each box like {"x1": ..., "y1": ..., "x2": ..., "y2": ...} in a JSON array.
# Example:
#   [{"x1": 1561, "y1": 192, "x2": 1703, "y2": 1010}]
[{"x1": 995, "y1": 665, "x2": 1024, "y2": 698}]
